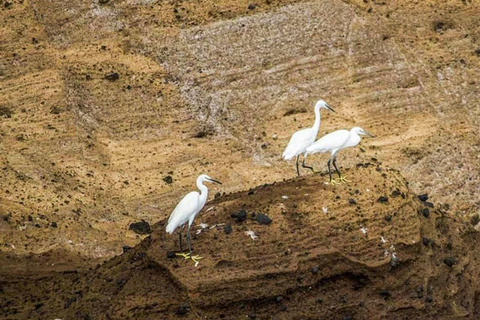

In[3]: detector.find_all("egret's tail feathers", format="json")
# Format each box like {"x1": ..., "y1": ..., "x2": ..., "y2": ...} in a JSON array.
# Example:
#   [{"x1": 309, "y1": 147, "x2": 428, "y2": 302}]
[
  {"x1": 165, "y1": 222, "x2": 176, "y2": 234},
  {"x1": 282, "y1": 150, "x2": 295, "y2": 160}
]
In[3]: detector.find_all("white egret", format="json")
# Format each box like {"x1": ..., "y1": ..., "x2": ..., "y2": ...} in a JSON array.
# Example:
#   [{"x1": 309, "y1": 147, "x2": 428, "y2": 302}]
[
  {"x1": 166, "y1": 174, "x2": 221, "y2": 254},
  {"x1": 305, "y1": 127, "x2": 374, "y2": 183},
  {"x1": 282, "y1": 100, "x2": 335, "y2": 176}
]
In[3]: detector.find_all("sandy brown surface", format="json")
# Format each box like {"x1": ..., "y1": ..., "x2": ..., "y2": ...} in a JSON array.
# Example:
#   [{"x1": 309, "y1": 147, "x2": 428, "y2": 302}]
[
  {"x1": 1, "y1": 0, "x2": 480, "y2": 318},
  {"x1": 2, "y1": 165, "x2": 480, "y2": 319}
]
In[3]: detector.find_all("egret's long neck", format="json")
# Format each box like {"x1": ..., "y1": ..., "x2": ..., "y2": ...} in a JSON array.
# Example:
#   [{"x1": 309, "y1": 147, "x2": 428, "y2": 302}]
[
  {"x1": 347, "y1": 130, "x2": 361, "y2": 147},
  {"x1": 312, "y1": 106, "x2": 321, "y2": 135},
  {"x1": 197, "y1": 178, "x2": 209, "y2": 206}
]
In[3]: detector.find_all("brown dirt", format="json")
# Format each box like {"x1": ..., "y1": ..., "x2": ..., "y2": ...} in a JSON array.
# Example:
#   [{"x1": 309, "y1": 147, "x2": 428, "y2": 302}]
[
  {"x1": 1, "y1": 0, "x2": 480, "y2": 318},
  {"x1": 2, "y1": 165, "x2": 480, "y2": 319}
]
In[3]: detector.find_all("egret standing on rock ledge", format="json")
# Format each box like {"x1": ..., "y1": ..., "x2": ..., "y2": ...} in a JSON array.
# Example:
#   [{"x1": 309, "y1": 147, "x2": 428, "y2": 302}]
[
  {"x1": 166, "y1": 174, "x2": 221, "y2": 254},
  {"x1": 282, "y1": 100, "x2": 335, "y2": 176},
  {"x1": 305, "y1": 127, "x2": 374, "y2": 183}
]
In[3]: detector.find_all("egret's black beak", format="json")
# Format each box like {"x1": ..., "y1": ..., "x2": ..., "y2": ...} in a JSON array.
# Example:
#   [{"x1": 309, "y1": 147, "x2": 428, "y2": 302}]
[
  {"x1": 365, "y1": 131, "x2": 375, "y2": 137},
  {"x1": 326, "y1": 104, "x2": 335, "y2": 113},
  {"x1": 208, "y1": 178, "x2": 222, "y2": 184}
]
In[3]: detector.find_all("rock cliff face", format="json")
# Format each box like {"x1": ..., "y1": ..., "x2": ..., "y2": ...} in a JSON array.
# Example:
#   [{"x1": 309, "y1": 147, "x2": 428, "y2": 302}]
[
  {"x1": 2, "y1": 165, "x2": 480, "y2": 319},
  {"x1": 1, "y1": 0, "x2": 480, "y2": 318},
  {"x1": 1, "y1": 0, "x2": 480, "y2": 260}
]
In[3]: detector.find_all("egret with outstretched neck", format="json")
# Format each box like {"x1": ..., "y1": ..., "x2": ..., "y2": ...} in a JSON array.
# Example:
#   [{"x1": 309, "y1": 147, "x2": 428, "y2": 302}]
[
  {"x1": 305, "y1": 127, "x2": 374, "y2": 183},
  {"x1": 282, "y1": 99, "x2": 335, "y2": 176},
  {"x1": 166, "y1": 174, "x2": 221, "y2": 254}
]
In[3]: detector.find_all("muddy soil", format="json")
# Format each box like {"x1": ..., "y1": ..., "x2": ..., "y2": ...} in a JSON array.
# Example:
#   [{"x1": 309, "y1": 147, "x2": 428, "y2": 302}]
[{"x1": 2, "y1": 165, "x2": 480, "y2": 319}]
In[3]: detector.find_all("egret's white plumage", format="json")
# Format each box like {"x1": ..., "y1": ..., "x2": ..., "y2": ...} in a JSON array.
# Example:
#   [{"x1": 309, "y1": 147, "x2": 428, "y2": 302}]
[
  {"x1": 305, "y1": 127, "x2": 374, "y2": 182},
  {"x1": 282, "y1": 99, "x2": 335, "y2": 176},
  {"x1": 166, "y1": 174, "x2": 221, "y2": 253}
]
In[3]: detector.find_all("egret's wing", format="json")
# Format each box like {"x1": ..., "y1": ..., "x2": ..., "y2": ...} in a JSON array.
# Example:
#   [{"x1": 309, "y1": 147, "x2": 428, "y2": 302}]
[
  {"x1": 282, "y1": 128, "x2": 314, "y2": 160},
  {"x1": 166, "y1": 191, "x2": 199, "y2": 233},
  {"x1": 307, "y1": 130, "x2": 350, "y2": 153}
]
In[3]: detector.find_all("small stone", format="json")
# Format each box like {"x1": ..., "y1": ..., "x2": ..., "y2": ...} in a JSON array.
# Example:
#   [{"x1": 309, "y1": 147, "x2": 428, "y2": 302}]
[
  {"x1": 423, "y1": 201, "x2": 434, "y2": 208},
  {"x1": 248, "y1": 4, "x2": 256, "y2": 10},
  {"x1": 272, "y1": 134, "x2": 278, "y2": 140},
  {"x1": 391, "y1": 189, "x2": 401, "y2": 197},
  {"x1": 422, "y1": 237, "x2": 431, "y2": 246},
  {"x1": 248, "y1": 189, "x2": 254, "y2": 195},
  {"x1": 256, "y1": 213, "x2": 272, "y2": 225},
  {"x1": 470, "y1": 214, "x2": 480, "y2": 226},
  {"x1": 51, "y1": 222, "x2": 58, "y2": 228},
  {"x1": 167, "y1": 251, "x2": 176, "y2": 259},
  {"x1": 422, "y1": 208, "x2": 430, "y2": 218},
  {"x1": 261, "y1": 143, "x2": 269, "y2": 149},
  {"x1": 348, "y1": 198, "x2": 357, "y2": 205},
  {"x1": 129, "y1": 220, "x2": 151, "y2": 235},
  {"x1": 231, "y1": 210, "x2": 247, "y2": 222},
  {"x1": 474, "y1": 48, "x2": 480, "y2": 56},
  {"x1": 175, "y1": 305, "x2": 189, "y2": 315},
  {"x1": 385, "y1": 214, "x2": 392, "y2": 222},
  {"x1": 416, "y1": 286, "x2": 424, "y2": 299},
  {"x1": 378, "y1": 196, "x2": 388, "y2": 203},
  {"x1": 418, "y1": 194, "x2": 429, "y2": 201},
  {"x1": 380, "y1": 289, "x2": 391, "y2": 300},
  {"x1": 443, "y1": 257, "x2": 456, "y2": 267},
  {"x1": 224, "y1": 222, "x2": 232, "y2": 235},
  {"x1": 35, "y1": 303, "x2": 44, "y2": 310},
  {"x1": 274, "y1": 296, "x2": 283, "y2": 303},
  {"x1": 122, "y1": 246, "x2": 132, "y2": 253},
  {"x1": 311, "y1": 266, "x2": 319, "y2": 274},
  {"x1": 105, "y1": 72, "x2": 119, "y2": 81},
  {"x1": 163, "y1": 175, "x2": 173, "y2": 184}
]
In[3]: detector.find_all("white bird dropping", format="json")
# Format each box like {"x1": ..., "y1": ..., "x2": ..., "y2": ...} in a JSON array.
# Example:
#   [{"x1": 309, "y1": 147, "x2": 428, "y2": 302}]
[{"x1": 282, "y1": 100, "x2": 335, "y2": 177}]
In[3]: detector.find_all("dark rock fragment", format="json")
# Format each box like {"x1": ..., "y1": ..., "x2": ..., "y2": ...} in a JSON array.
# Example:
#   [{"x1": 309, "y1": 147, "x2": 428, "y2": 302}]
[
  {"x1": 163, "y1": 175, "x2": 173, "y2": 184},
  {"x1": 105, "y1": 72, "x2": 119, "y2": 81},
  {"x1": 418, "y1": 194, "x2": 429, "y2": 201},
  {"x1": 224, "y1": 222, "x2": 232, "y2": 235},
  {"x1": 471, "y1": 214, "x2": 480, "y2": 226},
  {"x1": 422, "y1": 208, "x2": 430, "y2": 218},
  {"x1": 167, "y1": 251, "x2": 176, "y2": 259},
  {"x1": 378, "y1": 196, "x2": 388, "y2": 203},
  {"x1": 122, "y1": 245, "x2": 132, "y2": 253},
  {"x1": 348, "y1": 198, "x2": 357, "y2": 205},
  {"x1": 129, "y1": 220, "x2": 151, "y2": 235},
  {"x1": 248, "y1": 4, "x2": 256, "y2": 10},
  {"x1": 423, "y1": 201, "x2": 434, "y2": 208},
  {"x1": 231, "y1": 210, "x2": 247, "y2": 222},
  {"x1": 443, "y1": 257, "x2": 456, "y2": 267},
  {"x1": 256, "y1": 213, "x2": 272, "y2": 225}
]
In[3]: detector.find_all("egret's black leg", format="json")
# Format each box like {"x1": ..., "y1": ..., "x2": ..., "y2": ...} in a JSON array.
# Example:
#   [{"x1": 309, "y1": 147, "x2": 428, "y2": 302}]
[
  {"x1": 296, "y1": 155, "x2": 300, "y2": 177},
  {"x1": 327, "y1": 159, "x2": 333, "y2": 182},
  {"x1": 187, "y1": 227, "x2": 192, "y2": 254},
  {"x1": 332, "y1": 157, "x2": 342, "y2": 178},
  {"x1": 301, "y1": 154, "x2": 314, "y2": 172},
  {"x1": 179, "y1": 232, "x2": 183, "y2": 252}
]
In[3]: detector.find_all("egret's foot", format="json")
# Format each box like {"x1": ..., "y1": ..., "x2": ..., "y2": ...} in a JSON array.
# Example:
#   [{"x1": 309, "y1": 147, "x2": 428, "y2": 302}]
[
  {"x1": 328, "y1": 178, "x2": 339, "y2": 185},
  {"x1": 175, "y1": 252, "x2": 191, "y2": 259},
  {"x1": 334, "y1": 175, "x2": 350, "y2": 184},
  {"x1": 175, "y1": 252, "x2": 203, "y2": 266}
]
